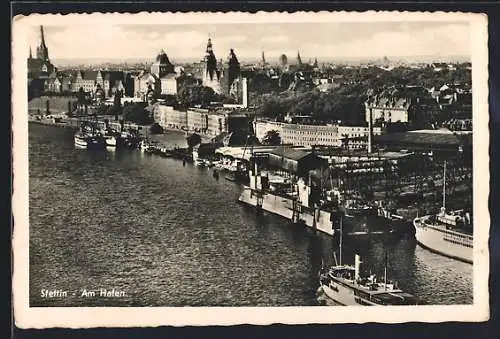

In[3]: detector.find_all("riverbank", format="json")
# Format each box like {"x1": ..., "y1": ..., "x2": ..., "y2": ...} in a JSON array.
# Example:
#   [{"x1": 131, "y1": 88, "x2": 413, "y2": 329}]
[
  {"x1": 28, "y1": 116, "x2": 472, "y2": 227},
  {"x1": 28, "y1": 114, "x2": 213, "y2": 144}
]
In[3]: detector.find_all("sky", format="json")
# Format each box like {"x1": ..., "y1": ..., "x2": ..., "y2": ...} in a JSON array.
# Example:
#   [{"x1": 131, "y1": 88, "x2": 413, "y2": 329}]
[{"x1": 28, "y1": 21, "x2": 471, "y2": 63}]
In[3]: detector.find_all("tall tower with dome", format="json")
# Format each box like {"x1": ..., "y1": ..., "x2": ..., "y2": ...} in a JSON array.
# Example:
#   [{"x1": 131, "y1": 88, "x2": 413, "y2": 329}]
[{"x1": 202, "y1": 38, "x2": 222, "y2": 94}]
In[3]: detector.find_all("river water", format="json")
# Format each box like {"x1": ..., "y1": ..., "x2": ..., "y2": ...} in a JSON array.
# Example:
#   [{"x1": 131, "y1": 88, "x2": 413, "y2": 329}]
[{"x1": 28, "y1": 123, "x2": 473, "y2": 306}]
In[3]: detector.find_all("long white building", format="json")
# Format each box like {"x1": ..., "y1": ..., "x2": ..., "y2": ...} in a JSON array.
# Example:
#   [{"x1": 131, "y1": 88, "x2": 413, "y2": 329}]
[{"x1": 253, "y1": 119, "x2": 382, "y2": 149}]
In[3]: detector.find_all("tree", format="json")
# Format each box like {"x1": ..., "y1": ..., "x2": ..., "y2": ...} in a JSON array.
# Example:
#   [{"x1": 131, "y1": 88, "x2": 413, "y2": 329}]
[
  {"x1": 123, "y1": 104, "x2": 153, "y2": 125},
  {"x1": 149, "y1": 123, "x2": 164, "y2": 135},
  {"x1": 262, "y1": 130, "x2": 282, "y2": 145},
  {"x1": 177, "y1": 84, "x2": 216, "y2": 108},
  {"x1": 186, "y1": 133, "x2": 202, "y2": 149}
]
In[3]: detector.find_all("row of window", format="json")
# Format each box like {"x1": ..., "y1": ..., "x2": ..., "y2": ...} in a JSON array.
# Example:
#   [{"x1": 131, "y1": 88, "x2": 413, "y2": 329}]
[{"x1": 443, "y1": 237, "x2": 473, "y2": 248}]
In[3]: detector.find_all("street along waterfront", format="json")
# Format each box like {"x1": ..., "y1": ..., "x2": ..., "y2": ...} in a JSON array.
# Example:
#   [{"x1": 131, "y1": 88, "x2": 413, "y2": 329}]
[{"x1": 29, "y1": 123, "x2": 472, "y2": 306}]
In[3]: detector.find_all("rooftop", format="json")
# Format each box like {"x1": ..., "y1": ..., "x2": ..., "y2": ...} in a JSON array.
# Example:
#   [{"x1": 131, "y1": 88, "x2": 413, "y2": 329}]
[
  {"x1": 375, "y1": 131, "x2": 471, "y2": 146},
  {"x1": 268, "y1": 147, "x2": 315, "y2": 161}
]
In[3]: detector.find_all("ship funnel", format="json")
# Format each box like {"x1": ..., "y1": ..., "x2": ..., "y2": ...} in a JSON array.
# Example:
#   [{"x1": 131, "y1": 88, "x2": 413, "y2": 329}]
[{"x1": 355, "y1": 254, "x2": 362, "y2": 281}]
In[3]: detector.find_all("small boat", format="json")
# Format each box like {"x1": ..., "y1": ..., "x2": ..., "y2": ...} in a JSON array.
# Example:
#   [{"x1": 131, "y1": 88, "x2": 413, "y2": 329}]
[
  {"x1": 74, "y1": 130, "x2": 104, "y2": 149},
  {"x1": 74, "y1": 131, "x2": 90, "y2": 148},
  {"x1": 103, "y1": 134, "x2": 117, "y2": 147},
  {"x1": 138, "y1": 140, "x2": 149, "y2": 152},
  {"x1": 194, "y1": 158, "x2": 206, "y2": 167},
  {"x1": 319, "y1": 215, "x2": 418, "y2": 306}
]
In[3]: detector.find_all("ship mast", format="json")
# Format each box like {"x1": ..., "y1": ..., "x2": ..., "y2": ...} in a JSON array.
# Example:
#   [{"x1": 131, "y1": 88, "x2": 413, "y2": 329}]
[
  {"x1": 339, "y1": 213, "x2": 343, "y2": 266},
  {"x1": 442, "y1": 160, "x2": 447, "y2": 210},
  {"x1": 384, "y1": 248, "x2": 388, "y2": 290}
]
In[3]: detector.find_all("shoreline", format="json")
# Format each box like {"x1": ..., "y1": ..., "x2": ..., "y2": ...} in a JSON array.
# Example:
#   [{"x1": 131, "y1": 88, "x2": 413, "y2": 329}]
[{"x1": 28, "y1": 115, "x2": 213, "y2": 143}]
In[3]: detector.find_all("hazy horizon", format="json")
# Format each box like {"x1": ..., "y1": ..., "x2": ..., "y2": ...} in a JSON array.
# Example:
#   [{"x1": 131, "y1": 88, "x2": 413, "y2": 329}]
[
  {"x1": 29, "y1": 21, "x2": 471, "y2": 64},
  {"x1": 50, "y1": 54, "x2": 471, "y2": 68}
]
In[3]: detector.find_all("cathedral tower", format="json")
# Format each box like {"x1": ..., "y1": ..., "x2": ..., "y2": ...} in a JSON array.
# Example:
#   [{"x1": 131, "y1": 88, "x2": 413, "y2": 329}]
[
  {"x1": 202, "y1": 38, "x2": 222, "y2": 93},
  {"x1": 296, "y1": 50, "x2": 302, "y2": 66},
  {"x1": 36, "y1": 26, "x2": 49, "y2": 61},
  {"x1": 227, "y1": 49, "x2": 240, "y2": 91}
]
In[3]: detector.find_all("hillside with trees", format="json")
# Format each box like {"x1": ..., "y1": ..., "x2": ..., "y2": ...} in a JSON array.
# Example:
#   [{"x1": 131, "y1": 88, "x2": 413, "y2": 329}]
[{"x1": 253, "y1": 64, "x2": 471, "y2": 125}]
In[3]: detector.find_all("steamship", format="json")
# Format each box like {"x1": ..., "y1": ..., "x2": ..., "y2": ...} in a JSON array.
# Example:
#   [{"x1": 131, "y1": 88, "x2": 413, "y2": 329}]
[
  {"x1": 319, "y1": 255, "x2": 418, "y2": 306},
  {"x1": 413, "y1": 161, "x2": 473, "y2": 264},
  {"x1": 319, "y1": 214, "x2": 418, "y2": 306}
]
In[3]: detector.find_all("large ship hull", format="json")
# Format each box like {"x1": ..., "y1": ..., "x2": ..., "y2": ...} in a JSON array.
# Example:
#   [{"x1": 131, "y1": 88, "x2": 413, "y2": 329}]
[
  {"x1": 238, "y1": 186, "x2": 335, "y2": 236},
  {"x1": 413, "y1": 217, "x2": 473, "y2": 264},
  {"x1": 321, "y1": 282, "x2": 358, "y2": 306}
]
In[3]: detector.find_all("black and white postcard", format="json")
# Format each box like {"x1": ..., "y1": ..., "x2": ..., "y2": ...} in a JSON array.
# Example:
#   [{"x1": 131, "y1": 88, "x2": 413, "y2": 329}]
[{"x1": 12, "y1": 11, "x2": 490, "y2": 327}]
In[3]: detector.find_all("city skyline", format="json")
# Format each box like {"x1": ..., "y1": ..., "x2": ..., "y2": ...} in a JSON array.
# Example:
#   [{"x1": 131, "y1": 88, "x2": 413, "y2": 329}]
[{"x1": 28, "y1": 21, "x2": 471, "y2": 64}]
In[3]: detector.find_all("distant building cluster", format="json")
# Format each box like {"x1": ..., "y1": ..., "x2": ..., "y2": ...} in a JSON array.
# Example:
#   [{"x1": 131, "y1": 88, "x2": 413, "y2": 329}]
[
  {"x1": 27, "y1": 25, "x2": 473, "y2": 153},
  {"x1": 27, "y1": 27, "x2": 248, "y2": 107},
  {"x1": 364, "y1": 83, "x2": 472, "y2": 128}
]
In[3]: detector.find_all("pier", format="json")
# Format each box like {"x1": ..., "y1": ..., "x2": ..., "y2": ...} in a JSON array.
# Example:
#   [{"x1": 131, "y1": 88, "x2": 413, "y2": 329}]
[{"x1": 30, "y1": 116, "x2": 472, "y2": 239}]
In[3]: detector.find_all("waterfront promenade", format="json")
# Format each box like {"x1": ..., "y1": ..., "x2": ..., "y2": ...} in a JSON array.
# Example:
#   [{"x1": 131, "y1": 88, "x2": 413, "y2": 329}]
[{"x1": 28, "y1": 114, "x2": 212, "y2": 143}]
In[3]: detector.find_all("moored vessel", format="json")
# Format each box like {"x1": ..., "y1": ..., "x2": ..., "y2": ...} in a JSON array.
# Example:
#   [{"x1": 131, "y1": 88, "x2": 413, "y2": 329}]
[
  {"x1": 319, "y1": 255, "x2": 418, "y2": 306},
  {"x1": 103, "y1": 134, "x2": 117, "y2": 147},
  {"x1": 412, "y1": 161, "x2": 473, "y2": 264},
  {"x1": 74, "y1": 131, "x2": 90, "y2": 148},
  {"x1": 319, "y1": 215, "x2": 418, "y2": 306}
]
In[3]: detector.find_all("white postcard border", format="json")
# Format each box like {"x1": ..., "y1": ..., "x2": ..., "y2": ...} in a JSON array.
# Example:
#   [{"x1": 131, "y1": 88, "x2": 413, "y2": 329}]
[{"x1": 12, "y1": 11, "x2": 490, "y2": 328}]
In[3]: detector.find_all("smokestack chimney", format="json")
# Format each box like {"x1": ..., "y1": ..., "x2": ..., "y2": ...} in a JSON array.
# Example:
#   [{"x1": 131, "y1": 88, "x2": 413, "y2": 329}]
[
  {"x1": 368, "y1": 107, "x2": 373, "y2": 154},
  {"x1": 242, "y1": 77, "x2": 248, "y2": 108},
  {"x1": 355, "y1": 254, "x2": 362, "y2": 281}
]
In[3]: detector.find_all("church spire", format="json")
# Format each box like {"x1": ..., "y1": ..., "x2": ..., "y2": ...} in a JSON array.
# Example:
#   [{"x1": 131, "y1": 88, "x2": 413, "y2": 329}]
[
  {"x1": 206, "y1": 37, "x2": 213, "y2": 55},
  {"x1": 36, "y1": 25, "x2": 49, "y2": 61},
  {"x1": 297, "y1": 50, "x2": 302, "y2": 65},
  {"x1": 40, "y1": 26, "x2": 46, "y2": 47},
  {"x1": 204, "y1": 36, "x2": 218, "y2": 81},
  {"x1": 29, "y1": 47, "x2": 32, "y2": 59}
]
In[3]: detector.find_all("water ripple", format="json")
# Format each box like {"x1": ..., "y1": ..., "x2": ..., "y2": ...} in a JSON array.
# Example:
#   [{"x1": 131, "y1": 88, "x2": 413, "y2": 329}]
[{"x1": 28, "y1": 124, "x2": 472, "y2": 306}]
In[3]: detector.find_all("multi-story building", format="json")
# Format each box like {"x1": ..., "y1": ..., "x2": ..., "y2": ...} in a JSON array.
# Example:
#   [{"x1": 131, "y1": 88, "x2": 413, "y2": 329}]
[
  {"x1": 364, "y1": 95, "x2": 415, "y2": 125},
  {"x1": 254, "y1": 120, "x2": 382, "y2": 149},
  {"x1": 150, "y1": 49, "x2": 175, "y2": 77},
  {"x1": 160, "y1": 73, "x2": 178, "y2": 95},
  {"x1": 154, "y1": 105, "x2": 188, "y2": 130},
  {"x1": 133, "y1": 71, "x2": 159, "y2": 101},
  {"x1": 153, "y1": 105, "x2": 253, "y2": 137},
  {"x1": 186, "y1": 108, "x2": 207, "y2": 133},
  {"x1": 133, "y1": 50, "x2": 176, "y2": 100},
  {"x1": 72, "y1": 70, "x2": 126, "y2": 98}
]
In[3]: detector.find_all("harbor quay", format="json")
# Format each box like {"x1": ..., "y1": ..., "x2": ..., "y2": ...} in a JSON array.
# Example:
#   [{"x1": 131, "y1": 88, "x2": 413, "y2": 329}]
[
  {"x1": 24, "y1": 18, "x2": 477, "y2": 309},
  {"x1": 29, "y1": 114, "x2": 472, "y2": 240},
  {"x1": 27, "y1": 121, "x2": 474, "y2": 307}
]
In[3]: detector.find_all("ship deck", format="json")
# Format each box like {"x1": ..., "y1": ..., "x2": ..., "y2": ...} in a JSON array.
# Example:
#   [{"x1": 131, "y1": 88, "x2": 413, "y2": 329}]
[{"x1": 417, "y1": 216, "x2": 473, "y2": 238}]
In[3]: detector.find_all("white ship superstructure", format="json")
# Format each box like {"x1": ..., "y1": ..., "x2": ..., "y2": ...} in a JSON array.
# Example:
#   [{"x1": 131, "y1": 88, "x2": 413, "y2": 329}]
[{"x1": 413, "y1": 161, "x2": 473, "y2": 264}]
